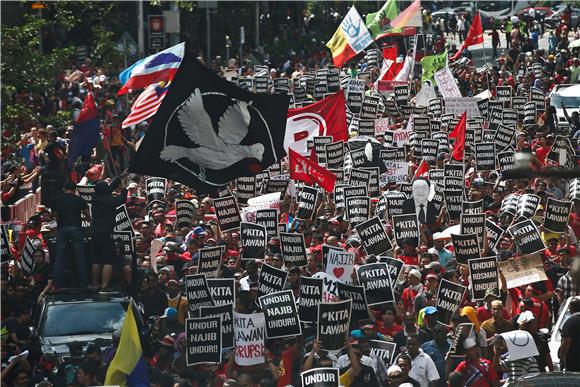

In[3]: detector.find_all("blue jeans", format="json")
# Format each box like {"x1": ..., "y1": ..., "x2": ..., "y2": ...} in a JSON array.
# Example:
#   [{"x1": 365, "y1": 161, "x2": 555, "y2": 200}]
[{"x1": 54, "y1": 226, "x2": 88, "y2": 288}]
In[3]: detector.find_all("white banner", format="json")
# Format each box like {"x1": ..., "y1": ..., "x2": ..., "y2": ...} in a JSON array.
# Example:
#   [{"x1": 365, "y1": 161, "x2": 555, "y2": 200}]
[
  {"x1": 234, "y1": 312, "x2": 266, "y2": 366},
  {"x1": 445, "y1": 97, "x2": 481, "y2": 118},
  {"x1": 434, "y1": 67, "x2": 462, "y2": 99},
  {"x1": 382, "y1": 161, "x2": 408, "y2": 183}
]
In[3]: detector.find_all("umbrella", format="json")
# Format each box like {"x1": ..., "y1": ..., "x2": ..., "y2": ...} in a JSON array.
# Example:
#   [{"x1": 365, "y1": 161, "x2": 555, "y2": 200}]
[
  {"x1": 440, "y1": 224, "x2": 461, "y2": 239},
  {"x1": 569, "y1": 39, "x2": 580, "y2": 49}
]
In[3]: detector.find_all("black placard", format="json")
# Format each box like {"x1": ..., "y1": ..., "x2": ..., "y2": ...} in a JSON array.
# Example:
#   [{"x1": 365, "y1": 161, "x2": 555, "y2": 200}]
[
  {"x1": 524, "y1": 102, "x2": 537, "y2": 126},
  {"x1": 500, "y1": 193, "x2": 519, "y2": 215},
  {"x1": 199, "y1": 303, "x2": 234, "y2": 348},
  {"x1": 114, "y1": 204, "x2": 135, "y2": 237},
  {"x1": 258, "y1": 263, "x2": 288, "y2": 298},
  {"x1": 1, "y1": 224, "x2": 13, "y2": 264},
  {"x1": 444, "y1": 189, "x2": 463, "y2": 221},
  {"x1": 475, "y1": 143, "x2": 496, "y2": 171},
  {"x1": 175, "y1": 200, "x2": 195, "y2": 228},
  {"x1": 259, "y1": 290, "x2": 301, "y2": 339},
  {"x1": 325, "y1": 142, "x2": 344, "y2": 169},
  {"x1": 451, "y1": 233, "x2": 481, "y2": 264},
  {"x1": 265, "y1": 179, "x2": 289, "y2": 195},
  {"x1": 461, "y1": 213, "x2": 486, "y2": 250},
  {"x1": 207, "y1": 278, "x2": 236, "y2": 306},
  {"x1": 444, "y1": 163, "x2": 464, "y2": 179},
  {"x1": 279, "y1": 232, "x2": 308, "y2": 267},
  {"x1": 429, "y1": 169, "x2": 445, "y2": 187},
  {"x1": 348, "y1": 168, "x2": 371, "y2": 189},
  {"x1": 477, "y1": 98, "x2": 489, "y2": 119},
  {"x1": 347, "y1": 79, "x2": 365, "y2": 114},
  {"x1": 213, "y1": 196, "x2": 241, "y2": 232},
  {"x1": 469, "y1": 256, "x2": 499, "y2": 301},
  {"x1": 512, "y1": 96, "x2": 527, "y2": 116},
  {"x1": 429, "y1": 97, "x2": 443, "y2": 116},
  {"x1": 297, "y1": 186, "x2": 319, "y2": 220},
  {"x1": 146, "y1": 177, "x2": 166, "y2": 207},
  {"x1": 333, "y1": 184, "x2": 348, "y2": 210},
  {"x1": 240, "y1": 222, "x2": 267, "y2": 260},
  {"x1": 360, "y1": 95, "x2": 380, "y2": 119},
  {"x1": 346, "y1": 196, "x2": 371, "y2": 226},
  {"x1": 197, "y1": 246, "x2": 223, "y2": 278},
  {"x1": 299, "y1": 276, "x2": 323, "y2": 323},
  {"x1": 186, "y1": 316, "x2": 222, "y2": 365},
  {"x1": 494, "y1": 124, "x2": 515, "y2": 152},
  {"x1": 502, "y1": 109, "x2": 518, "y2": 128},
  {"x1": 358, "y1": 119, "x2": 376, "y2": 136},
  {"x1": 20, "y1": 237, "x2": 35, "y2": 274},
  {"x1": 436, "y1": 278, "x2": 467, "y2": 324},
  {"x1": 516, "y1": 194, "x2": 540, "y2": 219},
  {"x1": 76, "y1": 184, "x2": 95, "y2": 204},
  {"x1": 327, "y1": 68, "x2": 340, "y2": 92},
  {"x1": 255, "y1": 75, "x2": 269, "y2": 94},
  {"x1": 392, "y1": 214, "x2": 419, "y2": 247},
  {"x1": 236, "y1": 176, "x2": 256, "y2": 205},
  {"x1": 496, "y1": 86, "x2": 512, "y2": 106},
  {"x1": 420, "y1": 139, "x2": 439, "y2": 163},
  {"x1": 379, "y1": 256, "x2": 405, "y2": 287},
  {"x1": 355, "y1": 217, "x2": 392, "y2": 255},
  {"x1": 185, "y1": 274, "x2": 215, "y2": 313},
  {"x1": 302, "y1": 368, "x2": 340, "y2": 387},
  {"x1": 343, "y1": 185, "x2": 368, "y2": 201},
  {"x1": 394, "y1": 84, "x2": 409, "y2": 105},
  {"x1": 294, "y1": 86, "x2": 307, "y2": 103},
  {"x1": 313, "y1": 136, "x2": 333, "y2": 165},
  {"x1": 508, "y1": 219, "x2": 546, "y2": 254},
  {"x1": 362, "y1": 167, "x2": 380, "y2": 198},
  {"x1": 543, "y1": 198, "x2": 572, "y2": 233},
  {"x1": 497, "y1": 150, "x2": 515, "y2": 172},
  {"x1": 369, "y1": 340, "x2": 397, "y2": 367},
  {"x1": 256, "y1": 209, "x2": 279, "y2": 241},
  {"x1": 486, "y1": 220, "x2": 504, "y2": 254},
  {"x1": 356, "y1": 263, "x2": 394, "y2": 306},
  {"x1": 317, "y1": 300, "x2": 352, "y2": 351},
  {"x1": 447, "y1": 323, "x2": 474, "y2": 358},
  {"x1": 336, "y1": 282, "x2": 370, "y2": 322},
  {"x1": 112, "y1": 231, "x2": 134, "y2": 263},
  {"x1": 385, "y1": 191, "x2": 406, "y2": 220},
  {"x1": 463, "y1": 200, "x2": 484, "y2": 215},
  {"x1": 445, "y1": 176, "x2": 464, "y2": 191}
]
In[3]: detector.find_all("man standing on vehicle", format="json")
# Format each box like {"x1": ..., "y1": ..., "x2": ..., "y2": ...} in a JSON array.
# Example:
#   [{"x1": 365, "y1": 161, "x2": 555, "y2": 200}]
[{"x1": 559, "y1": 297, "x2": 580, "y2": 371}]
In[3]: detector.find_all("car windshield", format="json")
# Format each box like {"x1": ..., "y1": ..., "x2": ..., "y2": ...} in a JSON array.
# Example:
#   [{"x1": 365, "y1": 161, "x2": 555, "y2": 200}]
[
  {"x1": 41, "y1": 302, "x2": 126, "y2": 337},
  {"x1": 551, "y1": 95, "x2": 580, "y2": 109}
]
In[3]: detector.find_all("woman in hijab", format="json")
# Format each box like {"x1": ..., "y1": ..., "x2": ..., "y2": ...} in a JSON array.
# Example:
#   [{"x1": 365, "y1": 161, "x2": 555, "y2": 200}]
[{"x1": 460, "y1": 306, "x2": 488, "y2": 358}]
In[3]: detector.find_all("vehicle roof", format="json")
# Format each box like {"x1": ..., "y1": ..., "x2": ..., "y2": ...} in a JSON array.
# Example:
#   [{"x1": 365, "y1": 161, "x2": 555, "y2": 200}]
[
  {"x1": 558, "y1": 84, "x2": 580, "y2": 97},
  {"x1": 45, "y1": 290, "x2": 130, "y2": 304}
]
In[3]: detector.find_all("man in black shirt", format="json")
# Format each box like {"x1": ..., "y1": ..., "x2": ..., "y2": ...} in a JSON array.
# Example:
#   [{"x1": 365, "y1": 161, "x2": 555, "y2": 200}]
[
  {"x1": 559, "y1": 297, "x2": 580, "y2": 371},
  {"x1": 50, "y1": 181, "x2": 90, "y2": 288}
]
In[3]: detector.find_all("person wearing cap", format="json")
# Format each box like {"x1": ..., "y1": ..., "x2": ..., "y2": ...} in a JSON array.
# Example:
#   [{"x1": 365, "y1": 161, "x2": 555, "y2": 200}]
[
  {"x1": 492, "y1": 334, "x2": 539, "y2": 384},
  {"x1": 428, "y1": 234, "x2": 453, "y2": 267},
  {"x1": 153, "y1": 334, "x2": 176, "y2": 371},
  {"x1": 401, "y1": 269, "x2": 425, "y2": 313},
  {"x1": 518, "y1": 310, "x2": 552, "y2": 372},
  {"x1": 420, "y1": 325, "x2": 449, "y2": 387},
  {"x1": 336, "y1": 338, "x2": 380, "y2": 386},
  {"x1": 476, "y1": 288, "x2": 509, "y2": 323},
  {"x1": 165, "y1": 279, "x2": 188, "y2": 325},
  {"x1": 481, "y1": 300, "x2": 513, "y2": 339},
  {"x1": 454, "y1": 337, "x2": 499, "y2": 387}
]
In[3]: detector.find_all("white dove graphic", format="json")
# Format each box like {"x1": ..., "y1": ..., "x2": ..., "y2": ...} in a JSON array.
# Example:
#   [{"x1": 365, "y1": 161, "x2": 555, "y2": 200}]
[{"x1": 160, "y1": 88, "x2": 264, "y2": 179}]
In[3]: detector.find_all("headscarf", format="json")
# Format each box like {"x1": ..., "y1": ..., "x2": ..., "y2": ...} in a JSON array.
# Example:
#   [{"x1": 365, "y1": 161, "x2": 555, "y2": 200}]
[{"x1": 460, "y1": 306, "x2": 481, "y2": 333}]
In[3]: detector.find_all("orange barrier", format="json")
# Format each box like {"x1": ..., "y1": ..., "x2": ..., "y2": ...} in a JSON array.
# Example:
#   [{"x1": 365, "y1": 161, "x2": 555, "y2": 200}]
[{"x1": 8, "y1": 188, "x2": 41, "y2": 222}]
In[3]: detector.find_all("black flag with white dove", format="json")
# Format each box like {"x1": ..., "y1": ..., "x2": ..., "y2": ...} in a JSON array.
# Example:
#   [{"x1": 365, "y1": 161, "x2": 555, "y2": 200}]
[{"x1": 130, "y1": 51, "x2": 289, "y2": 193}]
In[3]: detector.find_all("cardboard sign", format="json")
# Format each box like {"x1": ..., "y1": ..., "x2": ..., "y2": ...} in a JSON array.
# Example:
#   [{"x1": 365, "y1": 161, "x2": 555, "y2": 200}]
[
  {"x1": 379, "y1": 256, "x2": 405, "y2": 287},
  {"x1": 349, "y1": 168, "x2": 372, "y2": 188},
  {"x1": 451, "y1": 233, "x2": 481, "y2": 264},
  {"x1": 497, "y1": 150, "x2": 515, "y2": 172},
  {"x1": 485, "y1": 220, "x2": 503, "y2": 254},
  {"x1": 200, "y1": 303, "x2": 234, "y2": 349},
  {"x1": 279, "y1": 232, "x2": 308, "y2": 267},
  {"x1": 447, "y1": 323, "x2": 474, "y2": 358},
  {"x1": 429, "y1": 97, "x2": 443, "y2": 116},
  {"x1": 317, "y1": 300, "x2": 352, "y2": 351},
  {"x1": 146, "y1": 177, "x2": 166, "y2": 206},
  {"x1": 475, "y1": 143, "x2": 496, "y2": 171},
  {"x1": 436, "y1": 278, "x2": 467, "y2": 325},
  {"x1": 20, "y1": 237, "x2": 35, "y2": 274},
  {"x1": 392, "y1": 214, "x2": 419, "y2": 248},
  {"x1": 502, "y1": 109, "x2": 518, "y2": 128},
  {"x1": 477, "y1": 98, "x2": 489, "y2": 118},
  {"x1": 421, "y1": 139, "x2": 439, "y2": 163},
  {"x1": 240, "y1": 222, "x2": 267, "y2": 260},
  {"x1": 357, "y1": 263, "x2": 394, "y2": 306},
  {"x1": 524, "y1": 102, "x2": 537, "y2": 126},
  {"x1": 512, "y1": 96, "x2": 527, "y2": 116},
  {"x1": 299, "y1": 276, "x2": 323, "y2": 323},
  {"x1": 469, "y1": 256, "x2": 499, "y2": 301},
  {"x1": 114, "y1": 204, "x2": 135, "y2": 237},
  {"x1": 508, "y1": 219, "x2": 546, "y2": 254},
  {"x1": 236, "y1": 176, "x2": 256, "y2": 205},
  {"x1": 496, "y1": 86, "x2": 512, "y2": 106},
  {"x1": 265, "y1": 179, "x2": 289, "y2": 196},
  {"x1": 175, "y1": 200, "x2": 195, "y2": 228},
  {"x1": 325, "y1": 249, "x2": 355, "y2": 284},
  {"x1": 301, "y1": 368, "x2": 340, "y2": 387},
  {"x1": 543, "y1": 198, "x2": 572, "y2": 233},
  {"x1": 498, "y1": 254, "x2": 548, "y2": 289},
  {"x1": 297, "y1": 186, "x2": 319, "y2": 220},
  {"x1": 394, "y1": 84, "x2": 409, "y2": 105},
  {"x1": 313, "y1": 136, "x2": 333, "y2": 165},
  {"x1": 369, "y1": 340, "x2": 397, "y2": 366},
  {"x1": 207, "y1": 278, "x2": 236, "y2": 306},
  {"x1": 346, "y1": 196, "x2": 371, "y2": 226},
  {"x1": 333, "y1": 184, "x2": 348, "y2": 210},
  {"x1": 259, "y1": 290, "x2": 301, "y2": 339},
  {"x1": 382, "y1": 161, "x2": 408, "y2": 184},
  {"x1": 355, "y1": 217, "x2": 392, "y2": 255},
  {"x1": 258, "y1": 263, "x2": 288, "y2": 298},
  {"x1": 213, "y1": 196, "x2": 241, "y2": 232},
  {"x1": 185, "y1": 274, "x2": 215, "y2": 313},
  {"x1": 385, "y1": 191, "x2": 406, "y2": 220},
  {"x1": 336, "y1": 282, "x2": 370, "y2": 322},
  {"x1": 445, "y1": 176, "x2": 464, "y2": 191},
  {"x1": 501, "y1": 193, "x2": 520, "y2": 215},
  {"x1": 234, "y1": 312, "x2": 266, "y2": 366},
  {"x1": 494, "y1": 124, "x2": 516, "y2": 152},
  {"x1": 186, "y1": 316, "x2": 222, "y2": 365},
  {"x1": 363, "y1": 167, "x2": 380, "y2": 198},
  {"x1": 197, "y1": 246, "x2": 223, "y2": 278},
  {"x1": 360, "y1": 95, "x2": 380, "y2": 119},
  {"x1": 434, "y1": 67, "x2": 462, "y2": 98},
  {"x1": 445, "y1": 97, "x2": 480, "y2": 117}
]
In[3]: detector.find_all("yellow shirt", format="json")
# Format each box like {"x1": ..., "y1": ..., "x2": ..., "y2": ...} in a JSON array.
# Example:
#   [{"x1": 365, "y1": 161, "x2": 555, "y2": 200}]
[{"x1": 167, "y1": 295, "x2": 188, "y2": 325}]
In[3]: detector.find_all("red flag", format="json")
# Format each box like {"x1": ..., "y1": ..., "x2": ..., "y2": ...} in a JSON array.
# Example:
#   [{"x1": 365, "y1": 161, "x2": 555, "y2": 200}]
[
  {"x1": 289, "y1": 148, "x2": 336, "y2": 193},
  {"x1": 450, "y1": 112, "x2": 467, "y2": 161},
  {"x1": 451, "y1": 12, "x2": 484, "y2": 61},
  {"x1": 382, "y1": 46, "x2": 398, "y2": 62},
  {"x1": 286, "y1": 91, "x2": 348, "y2": 156},
  {"x1": 414, "y1": 159, "x2": 429, "y2": 179}
]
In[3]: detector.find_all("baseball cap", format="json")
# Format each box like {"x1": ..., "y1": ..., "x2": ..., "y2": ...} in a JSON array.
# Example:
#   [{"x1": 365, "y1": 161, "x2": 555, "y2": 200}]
[
  {"x1": 128, "y1": 182, "x2": 138, "y2": 189},
  {"x1": 160, "y1": 307, "x2": 178, "y2": 320},
  {"x1": 424, "y1": 306, "x2": 438, "y2": 315},
  {"x1": 517, "y1": 310, "x2": 536, "y2": 325},
  {"x1": 409, "y1": 268, "x2": 422, "y2": 280}
]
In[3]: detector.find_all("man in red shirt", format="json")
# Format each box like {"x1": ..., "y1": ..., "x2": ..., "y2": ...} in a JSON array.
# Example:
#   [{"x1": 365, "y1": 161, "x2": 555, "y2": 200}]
[
  {"x1": 534, "y1": 134, "x2": 550, "y2": 165},
  {"x1": 401, "y1": 269, "x2": 425, "y2": 313},
  {"x1": 455, "y1": 338, "x2": 499, "y2": 387}
]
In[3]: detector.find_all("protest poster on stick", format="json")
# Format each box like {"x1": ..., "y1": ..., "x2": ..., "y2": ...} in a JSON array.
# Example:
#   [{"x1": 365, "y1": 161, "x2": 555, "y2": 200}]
[
  {"x1": 259, "y1": 290, "x2": 302, "y2": 339},
  {"x1": 146, "y1": 177, "x2": 166, "y2": 207},
  {"x1": 234, "y1": 312, "x2": 266, "y2": 366},
  {"x1": 185, "y1": 316, "x2": 222, "y2": 365},
  {"x1": 175, "y1": 200, "x2": 195, "y2": 228},
  {"x1": 213, "y1": 196, "x2": 241, "y2": 231},
  {"x1": 346, "y1": 196, "x2": 371, "y2": 226},
  {"x1": 392, "y1": 214, "x2": 419, "y2": 248},
  {"x1": 197, "y1": 246, "x2": 223, "y2": 278},
  {"x1": 355, "y1": 217, "x2": 392, "y2": 256},
  {"x1": 336, "y1": 282, "x2": 370, "y2": 322},
  {"x1": 451, "y1": 233, "x2": 481, "y2": 264},
  {"x1": 317, "y1": 300, "x2": 352, "y2": 351},
  {"x1": 258, "y1": 263, "x2": 288, "y2": 298},
  {"x1": 436, "y1": 279, "x2": 467, "y2": 325},
  {"x1": 369, "y1": 340, "x2": 397, "y2": 367},
  {"x1": 447, "y1": 323, "x2": 474, "y2": 358},
  {"x1": 296, "y1": 186, "x2": 319, "y2": 220},
  {"x1": 185, "y1": 274, "x2": 215, "y2": 313},
  {"x1": 325, "y1": 249, "x2": 355, "y2": 284},
  {"x1": 508, "y1": 219, "x2": 546, "y2": 255},
  {"x1": 468, "y1": 256, "x2": 500, "y2": 301},
  {"x1": 255, "y1": 209, "x2": 279, "y2": 240},
  {"x1": 207, "y1": 278, "x2": 236, "y2": 306}
]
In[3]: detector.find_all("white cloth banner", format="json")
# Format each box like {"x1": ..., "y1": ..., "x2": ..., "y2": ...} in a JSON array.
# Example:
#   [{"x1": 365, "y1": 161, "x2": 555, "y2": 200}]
[
  {"x1": 444, "y1": 97, "x2": 481, "y2": 118},
  {"x1": 434, "y1": 67, "x2": 462, "y2": 99}
]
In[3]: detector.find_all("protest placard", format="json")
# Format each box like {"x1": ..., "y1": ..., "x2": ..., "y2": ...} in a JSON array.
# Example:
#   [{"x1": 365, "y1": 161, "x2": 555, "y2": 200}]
[
  {"x1": 325, "y1": 249, "x2": 355, "y2": 284},
  {"x1": 336, "y1": 282, "x2": 370, "y2": 322},
  {"x1": 369, "y1": 340, "x2": 397, "y2": 367},
  {"x1": 356, "y1": 263, "x2": 394, "y2": 306},
  {"x1": 346, "y1": 196, "x2": 371, "y2": 226},
  {"x1": 234, "y1": 312, "x2": 266, "y2": 366},
  {"x1": 197, "y1": 246, "x2": 223, "y2": 278},
  {"x1": 279, "y1": 232, "x2": 308, "y2": 267},
  {"x1": 301, "y1": 368, "x2": 340, "y2": 387},
  {"x1": 296, "y1": 186, "x2": 319, "y2": 220},
  {"x1": 436, "y1": 279, "x2": 467, "y2": 324},
  {"x1": 185, "y1": 274, "x2": 215, "y2": 313},
  {"x1": 355, "y1": 217, "x2": 392, "y2": 255},
  {"x1": 299, "y1": 276, "x2": 323, "y2": 323},
  {"x1": 508, "y1": 219, "x2": 546, "y2": 254},
  {"x1": 451, "y1": 233, "x2": 481, "y2": 264},
  {"x1": 447, "y1": 323, "x2": 474, "y2": 358},
  {"x1": 200, "y1": 303, "x2": 234, "y2": 349},
  {"x1": 213, "y1": 196, "x2": 241, "y2": 231},
  {"x1": 259, "y1": 290, "x2": 301, "y2": 339},
  {"x1": 186, "y1": 316, "x2": 221, "y2": 365},
  {"x1": 207, "y1": 278, "x2": 235, "y2": 306},
  {"x1": 240, "y1": 222, "x2": 267, "y2": 260},
  {"x1": 392, "y1": 214, "x2": 419, "y2": 248},
  {"x1": 146, "y1": 177, "x2": 166, "y2": 207},
  {"x1": 258, "y1": 263, "x2": 288, "y2": 298},
  {"x1": 543, "y1": 198, "x2": 572, "y2": 233},
  {"x1": 317, "y1": 300, "x2": 352, "y2": 351},
  {"x1": 498, "y1": 254, "x2": 548, "y2": 289},
  {"x1": 468, "y1": 256, "x2": 499, "y2": 301}
]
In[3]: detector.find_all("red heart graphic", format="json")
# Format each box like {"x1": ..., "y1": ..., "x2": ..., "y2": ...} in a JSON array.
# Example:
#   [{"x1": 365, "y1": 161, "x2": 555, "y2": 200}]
[{"x1": 333, "y1": 267, "x2": 345, "y2": 278}]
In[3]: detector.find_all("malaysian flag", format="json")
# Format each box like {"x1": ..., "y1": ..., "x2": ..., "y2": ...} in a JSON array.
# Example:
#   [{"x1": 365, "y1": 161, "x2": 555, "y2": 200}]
[{"x1": 122, "y1": 82, "x2": 170, "y2": 128}]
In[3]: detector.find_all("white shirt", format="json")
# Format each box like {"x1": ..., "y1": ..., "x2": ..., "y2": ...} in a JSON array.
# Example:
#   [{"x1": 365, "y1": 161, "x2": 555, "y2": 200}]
[
  {"x1": 409, "y1": 349, "x2": 440, "y2": 387},
  {"x1": 336, "y1": 353, "x2": 377, "y2": 373},
  {"x1": 239, "y1": 275, "x2": 257, "y2": 291}
]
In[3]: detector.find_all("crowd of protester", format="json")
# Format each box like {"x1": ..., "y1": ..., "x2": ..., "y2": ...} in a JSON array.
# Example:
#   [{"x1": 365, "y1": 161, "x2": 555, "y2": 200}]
[{"x1": 2, "y1": 5, "x2": 580, "y2": 387}]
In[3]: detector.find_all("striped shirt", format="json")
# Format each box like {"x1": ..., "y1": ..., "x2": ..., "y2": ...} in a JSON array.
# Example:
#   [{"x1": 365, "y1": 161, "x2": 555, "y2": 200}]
[
  {"x1": 500, "y1": 355, "x2": 539, "y2": 382},
  {"x1": 557, "y1": 273, "x2": 577, "y2": 302}
]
